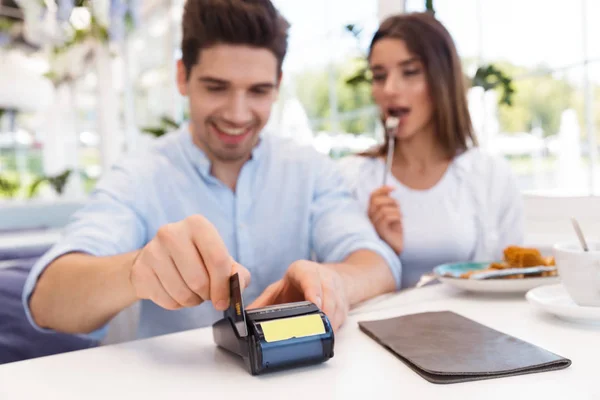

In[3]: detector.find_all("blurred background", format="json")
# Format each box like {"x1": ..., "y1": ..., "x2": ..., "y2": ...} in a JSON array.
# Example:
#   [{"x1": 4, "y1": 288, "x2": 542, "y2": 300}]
[{"x1": 0, "y1": 0, "x2": 599, "y2": 205}]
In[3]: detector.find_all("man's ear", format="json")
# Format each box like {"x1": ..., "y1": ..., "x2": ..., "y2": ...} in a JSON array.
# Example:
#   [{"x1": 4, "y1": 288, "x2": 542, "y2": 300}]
[{"x1": 176, "y1": 60, "x2": 188, "y2": 96}]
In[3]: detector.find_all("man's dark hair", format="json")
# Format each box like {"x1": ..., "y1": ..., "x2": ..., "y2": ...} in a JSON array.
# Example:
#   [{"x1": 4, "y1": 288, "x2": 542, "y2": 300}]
[{"x1": 181, "y1": 0, "x2": 290, "y2": 79}]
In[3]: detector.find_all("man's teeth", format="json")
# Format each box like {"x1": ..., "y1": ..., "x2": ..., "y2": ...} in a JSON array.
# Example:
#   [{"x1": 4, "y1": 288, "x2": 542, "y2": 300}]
[{"x1": 215, "y1": 125, "x2": 248, "y2": 136}]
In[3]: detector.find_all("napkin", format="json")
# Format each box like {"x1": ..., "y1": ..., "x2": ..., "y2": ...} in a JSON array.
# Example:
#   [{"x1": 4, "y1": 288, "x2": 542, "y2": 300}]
[{"x1": 358, "y1": 311, "x2": 571, "y2": 384}]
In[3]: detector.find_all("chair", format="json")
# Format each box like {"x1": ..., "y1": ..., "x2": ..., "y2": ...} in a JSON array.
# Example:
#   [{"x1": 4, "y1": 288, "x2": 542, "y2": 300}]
[
  {"x1": 0, "y1": 259, "x2": 98, "y2": 364},
  {"x1": 0, "y1": 200, "x2": 141, "y2": 359}
]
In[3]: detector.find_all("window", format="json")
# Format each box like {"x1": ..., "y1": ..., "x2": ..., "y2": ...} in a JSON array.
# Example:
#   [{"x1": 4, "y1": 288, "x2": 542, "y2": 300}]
[
  {"x1": 405, "y1": 0, "x2": 600, "y2": 195},
  {"x1": 0, "y1": 53, "x2": 101, "y2": 200},
  {"x1": 270, "y1": 0, "x2": 381, "y2": 156},
  {"x1": 127, "y1": 1, "x2": 181, "y2": 132}
]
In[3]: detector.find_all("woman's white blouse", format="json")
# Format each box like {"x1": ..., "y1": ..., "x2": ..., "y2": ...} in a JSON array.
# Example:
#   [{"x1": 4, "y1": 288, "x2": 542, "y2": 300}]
[{"x1": 338, "y1": 148, "x2": 525, "y2": 289}]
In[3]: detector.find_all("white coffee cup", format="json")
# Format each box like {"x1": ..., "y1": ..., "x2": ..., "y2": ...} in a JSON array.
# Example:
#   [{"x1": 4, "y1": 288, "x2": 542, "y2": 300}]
[{"x1": 554, "y1": 240, "x2": 600, "y2": 307}]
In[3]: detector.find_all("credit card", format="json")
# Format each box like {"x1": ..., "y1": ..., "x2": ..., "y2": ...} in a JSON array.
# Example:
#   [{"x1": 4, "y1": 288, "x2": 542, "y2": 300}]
[{"x1": 227, "y1": 273, "x2": 248, "y2": 337}]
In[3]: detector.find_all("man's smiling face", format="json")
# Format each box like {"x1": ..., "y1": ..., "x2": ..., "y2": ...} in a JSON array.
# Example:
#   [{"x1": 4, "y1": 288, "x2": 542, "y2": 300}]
[{"x1": 177, "y1": 44, "x2": 280, "y2": 163}]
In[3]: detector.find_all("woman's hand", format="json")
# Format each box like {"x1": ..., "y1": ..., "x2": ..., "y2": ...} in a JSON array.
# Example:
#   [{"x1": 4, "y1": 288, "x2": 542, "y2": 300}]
[{"x1": 368, "y1": 186, "x2": 403, "y2": 254}]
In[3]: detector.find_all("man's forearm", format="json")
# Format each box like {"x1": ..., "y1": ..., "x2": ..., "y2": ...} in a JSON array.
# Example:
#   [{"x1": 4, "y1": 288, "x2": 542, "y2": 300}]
[
  {"x1": 326, "y1": 249, "x2": 396, "y2": 307},
  {"x1": 29, "y1": 251, "x2": 140, "y2": 335}
]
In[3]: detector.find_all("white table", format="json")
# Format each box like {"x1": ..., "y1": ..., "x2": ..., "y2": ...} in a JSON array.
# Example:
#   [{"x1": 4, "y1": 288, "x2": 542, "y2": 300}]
[{"x1": 1, "y1": 284, "x2": 598, "y2": 400}]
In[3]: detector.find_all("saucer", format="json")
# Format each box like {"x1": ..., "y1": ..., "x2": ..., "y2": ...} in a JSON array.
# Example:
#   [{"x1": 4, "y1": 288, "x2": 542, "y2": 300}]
[{"x1": 526, "y1": 284, "x2": 600, "y2": 325}]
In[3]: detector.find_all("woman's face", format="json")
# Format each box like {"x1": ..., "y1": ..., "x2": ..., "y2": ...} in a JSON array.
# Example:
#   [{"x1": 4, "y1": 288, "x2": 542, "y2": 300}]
[{"x1": 370, "y1": 38, "x2": 434, "y2": 140}]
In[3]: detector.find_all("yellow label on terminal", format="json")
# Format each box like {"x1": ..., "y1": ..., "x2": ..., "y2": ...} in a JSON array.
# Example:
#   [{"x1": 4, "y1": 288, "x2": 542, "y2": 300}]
[{"x1": 260, "y1": 314, "x2": 326, "y2": 343}]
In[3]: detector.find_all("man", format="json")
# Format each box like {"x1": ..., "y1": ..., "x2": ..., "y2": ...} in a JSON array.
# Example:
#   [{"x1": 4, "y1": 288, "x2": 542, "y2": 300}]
[{"x1": 23, "y1": 0, "x2": 401, "y2": 341}]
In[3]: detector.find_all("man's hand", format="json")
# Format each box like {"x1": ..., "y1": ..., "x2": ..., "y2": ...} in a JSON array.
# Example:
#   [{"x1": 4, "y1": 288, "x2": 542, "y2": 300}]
[
  {"x1": 130, "y1": 215, "x2": 250, "y2": 311},
  {"x1": 248, "y1": 261, "x2": 348, "y2": 331},
  {"x1": 368, "y1": 186, "x2": 403, "y2": 254}
]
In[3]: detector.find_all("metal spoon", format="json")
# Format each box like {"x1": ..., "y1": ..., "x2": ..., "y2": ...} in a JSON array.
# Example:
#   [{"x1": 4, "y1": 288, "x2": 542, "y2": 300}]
[
  {"x1": 383, "y1": 116, "x2": 399, "y2": 186},
  {"x1": 571, "y1": 217, "x2": 589, "y2": 251}
]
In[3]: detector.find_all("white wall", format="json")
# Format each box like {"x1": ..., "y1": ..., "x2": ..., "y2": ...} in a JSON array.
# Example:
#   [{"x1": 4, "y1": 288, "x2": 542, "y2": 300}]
[{"x1": 523, "y1": 194, "x2": 600, "y2": 254}]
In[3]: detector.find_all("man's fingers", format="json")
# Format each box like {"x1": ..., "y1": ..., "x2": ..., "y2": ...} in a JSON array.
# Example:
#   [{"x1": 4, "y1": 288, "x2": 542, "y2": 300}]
[
  {"x1": 232, "y1": 262, "x2": 251, "y2": 291},
  {"x1": 320, "y1": 279, "x2": 338, "y2": 330},
  {"x1": 289, "y1": 263, "x2": 323, "y2": 309},
  {"x1": 150, "y1": 270, "x2": 187, "y2": 310},
  {"x1": 151, "y1": 247, "x2": 203, "y2": 308},
  {"x1": 330, "y1": 301, "x2": 345, "y2": 332},
  {"x1": 187, "y1": 215, "x2": 233, "y2": 310},
  {"x1": 167, "y1": 236, "x2": 210, "y2": 301},
  {"x1": 328, "y1": 275, "x2": 347, "y2": 331},
  {"x1": 134, "y1": 265, "x2": 181, "y2": 311},
  {"x1": 141, "y1": 230, "x2": 200, "y2": 308}
]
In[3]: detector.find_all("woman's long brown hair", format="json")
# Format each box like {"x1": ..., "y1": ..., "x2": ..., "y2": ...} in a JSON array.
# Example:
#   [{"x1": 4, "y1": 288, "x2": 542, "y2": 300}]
[{"x1": 362, "y1": 12, "x2": 477, "y2": 158}]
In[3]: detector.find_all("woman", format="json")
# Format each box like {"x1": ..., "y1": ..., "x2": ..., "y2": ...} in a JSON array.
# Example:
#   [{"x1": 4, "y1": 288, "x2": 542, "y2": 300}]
[{"x1": 339, "y1": 13, "x2": 524, "y2": 289}]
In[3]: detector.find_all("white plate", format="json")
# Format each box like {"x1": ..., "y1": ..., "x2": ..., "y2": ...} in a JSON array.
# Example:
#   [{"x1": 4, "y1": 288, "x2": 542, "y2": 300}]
[
  {"x1": 433, "y1": 262, "x2": 560, "y2": 293},
  {"x1": 437, "y1": 275, "x2": 560, "y2": 293},
  {"x1": 526, "y1": 284, "x2": 600, "y2": 325}
]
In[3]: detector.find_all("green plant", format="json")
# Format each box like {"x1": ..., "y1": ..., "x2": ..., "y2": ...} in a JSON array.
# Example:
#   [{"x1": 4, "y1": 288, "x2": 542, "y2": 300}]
[
  {"x1": 425, "y1": 0, "x2": 436, "y2": 14},
  {"x1": 0, "y1": 17, "x2": 16, "y2": 32},
  {"x1": 472, "y1": 64, "x2": 515, "y2": 107},
  {"x1": 141, "y1": 116, "x2": 181, "y2": 138},
  {"x1": 42, "y1": 0, "x2": 137, "y2": 86},
  {"x1": 343, "y1": 24, "x2": 371, "y2": 87},
  {"x1": 28, "y1": 169, "x2": 72, "y2": 198},
  {"x1": 0, "y1": 175, "x2": 20, "y2": 198},
  {"x1": 53, "y1": 14, "x2": 109, "y2": 56}
]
